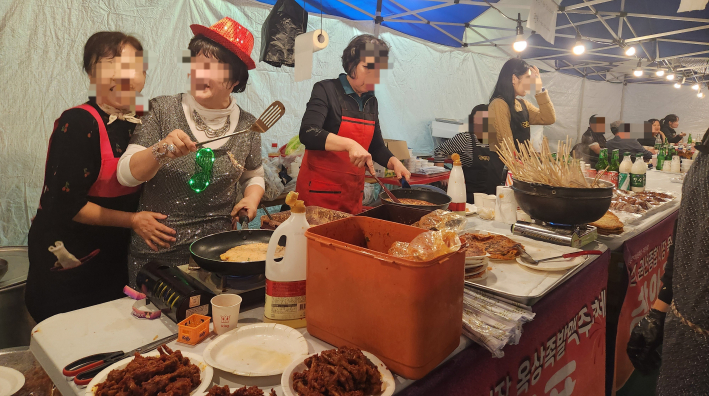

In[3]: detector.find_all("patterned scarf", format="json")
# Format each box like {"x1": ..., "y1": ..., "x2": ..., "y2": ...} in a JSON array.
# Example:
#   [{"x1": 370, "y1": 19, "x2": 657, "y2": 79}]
[{"x1": 98, "y1": 103, "x2": 142, "y2": 125}]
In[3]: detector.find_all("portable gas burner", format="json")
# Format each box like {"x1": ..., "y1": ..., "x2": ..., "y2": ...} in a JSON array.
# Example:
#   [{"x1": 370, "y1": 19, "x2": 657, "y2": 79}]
[
  {"x1": 178, "y1": 259, "x2": 266, "y2": 310},
  {"x1": 511, "y1": 221, "x2": 597, "y2": 248}
]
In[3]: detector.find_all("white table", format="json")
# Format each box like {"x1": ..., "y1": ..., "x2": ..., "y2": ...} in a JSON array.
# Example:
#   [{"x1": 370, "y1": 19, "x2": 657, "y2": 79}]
[{"x1": 30, "y1": 299, "x2": 471, "y2": 396}]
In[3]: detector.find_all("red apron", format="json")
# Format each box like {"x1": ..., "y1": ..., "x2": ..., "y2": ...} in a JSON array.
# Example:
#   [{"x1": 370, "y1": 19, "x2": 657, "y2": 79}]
[
  {"x1": 44, "y1": 104, "x2": 140, "y2": 199},
  {"x1": 296, "y1": 105, "x2": 376, "y2": 215}
]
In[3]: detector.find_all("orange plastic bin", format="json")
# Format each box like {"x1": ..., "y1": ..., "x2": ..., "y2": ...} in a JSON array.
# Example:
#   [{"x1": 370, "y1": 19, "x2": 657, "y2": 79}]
[{"x1": 304, "y1": 216, "x2": 464, "y2": 379}]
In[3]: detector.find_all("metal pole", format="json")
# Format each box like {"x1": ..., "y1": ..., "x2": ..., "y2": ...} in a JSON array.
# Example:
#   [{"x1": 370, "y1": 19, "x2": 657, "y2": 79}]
[
  {"x1": 577, "y1": 77, "x2": 586, "y2": 142},
  {"x1": 374, "y1": 0, "x2": 383, "y2": 36}
]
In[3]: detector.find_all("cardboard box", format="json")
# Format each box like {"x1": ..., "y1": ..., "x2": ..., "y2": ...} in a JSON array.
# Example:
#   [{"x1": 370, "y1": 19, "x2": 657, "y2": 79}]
[{"x1": 383, "y1": 139, "x2": 411, "y2": 160}]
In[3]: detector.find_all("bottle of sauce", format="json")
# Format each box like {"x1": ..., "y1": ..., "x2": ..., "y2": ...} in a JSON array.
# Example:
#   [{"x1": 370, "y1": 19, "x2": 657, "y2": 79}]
[
  {"x1": 264, "y1": 192, "x2": 309, "y2": 328},
  {"x1": 608, "y1": 149, "x2": 620, "y2": 187},
  {"x1": 446, "y1": 153, "x2": 467, "y2": 215},
  {"x1": 630, "y1": 153, "x2": 647, "y2": 192},
  {"x1": 268, "y1": 142, "x2": 280, "y2": 159},
  {"x1": 618, "y1": 152, "x2": 633, "y2": 190}
]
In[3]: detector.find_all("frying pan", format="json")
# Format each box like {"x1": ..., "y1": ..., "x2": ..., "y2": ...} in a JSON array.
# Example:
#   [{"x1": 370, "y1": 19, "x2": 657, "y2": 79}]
[
  {"x1": 189, "y1": 229, "x2": 274, "y2": 276},
  {"x1": 379, "y1": 188, "x2": 451, "y2": 211}
]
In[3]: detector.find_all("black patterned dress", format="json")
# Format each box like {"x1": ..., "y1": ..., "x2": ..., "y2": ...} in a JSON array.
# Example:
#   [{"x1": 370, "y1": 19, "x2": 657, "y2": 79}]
[{"x1": 656, "y1": 148, "x2": 709, "y2": 394}]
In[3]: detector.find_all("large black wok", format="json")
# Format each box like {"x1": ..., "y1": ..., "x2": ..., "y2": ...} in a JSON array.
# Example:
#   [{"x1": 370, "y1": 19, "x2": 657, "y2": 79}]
[
  {"x1": 511, "y1": 178, "x2": 614, "y2": 225},
  {"x1": 379, "y1": 188, "x2": 451, "y2": 211},
  {"x1": 189, "y1": 229, "x2": 274, "y2": 276}
]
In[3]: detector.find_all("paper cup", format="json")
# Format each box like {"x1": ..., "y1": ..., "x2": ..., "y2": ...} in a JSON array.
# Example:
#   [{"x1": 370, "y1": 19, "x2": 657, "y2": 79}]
[
  {"x1": 484, "y1": 195, "x2": 497, "y2": 209},
  {"x1": 473, "y1": 193, "x2": 487, "y2": 208},
  {"x1": 211, "y1": 294, "x2": 242, "y2": 335}
]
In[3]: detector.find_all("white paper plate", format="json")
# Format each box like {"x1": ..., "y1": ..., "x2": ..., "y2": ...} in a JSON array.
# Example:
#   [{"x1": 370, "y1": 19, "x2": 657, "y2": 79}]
[
  {"x1": 203, "y1": 323, "x2": 308, "y2": 377},
  {"x1": 465, "y1": 269, "x2": 489, "y2": 281},
  {"x1": 0, "y1": 367, "x2": 24, "y2": 396},
  {"x1": 281, "y1": 350, "x2": 395, "y2": 396},
  {"x1": 85, "y1": 350, "x2": 212, "y2": 396},
  {"x1": 515, "y1": 253, "x2": 587, "y2": 271},
  {"x1": 465, "y1": 203, "x2": 477, "y2": 216}
]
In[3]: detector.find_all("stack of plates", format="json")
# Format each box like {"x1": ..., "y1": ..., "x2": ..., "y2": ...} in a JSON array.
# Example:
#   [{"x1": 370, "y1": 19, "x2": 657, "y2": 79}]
[{"x1": 464, "y1": 254, "x2": 490, "y2": 281}]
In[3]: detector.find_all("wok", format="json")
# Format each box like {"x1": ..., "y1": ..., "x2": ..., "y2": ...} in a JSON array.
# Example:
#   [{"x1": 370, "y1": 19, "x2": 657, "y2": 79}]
[
  {"x1": 379, "y1": 188, "x2": 451, "y2": 211},
  {"x1": 511, "y1": 178, "x2": 614, "y2": 225},
  {"x1": 189, "y1": 230, "x2": 274, "y2": 276}
]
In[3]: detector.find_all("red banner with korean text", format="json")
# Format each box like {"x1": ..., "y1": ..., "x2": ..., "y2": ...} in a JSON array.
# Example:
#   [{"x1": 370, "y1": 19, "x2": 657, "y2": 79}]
[
  {"x1": 613, "y1": 211, "x2": 678, "y2": 391},
  {"x1": 398, "y1": 250, "x2": 609, "y2": 396}
]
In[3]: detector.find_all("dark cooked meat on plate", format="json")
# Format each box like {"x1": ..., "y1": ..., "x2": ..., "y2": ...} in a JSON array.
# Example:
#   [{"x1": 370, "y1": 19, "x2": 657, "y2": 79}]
[
  {"x1": 206, "y1": 385, "x2": 276, "y2": 396},
  {"x1": 292, "y1": 346, "x2": 383, "y2": 396}
]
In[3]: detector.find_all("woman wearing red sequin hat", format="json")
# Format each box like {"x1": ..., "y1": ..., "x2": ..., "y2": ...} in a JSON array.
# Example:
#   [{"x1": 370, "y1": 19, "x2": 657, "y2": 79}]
[{"x1": 117, "y1": 17, "x2": 265, "y2": 285}]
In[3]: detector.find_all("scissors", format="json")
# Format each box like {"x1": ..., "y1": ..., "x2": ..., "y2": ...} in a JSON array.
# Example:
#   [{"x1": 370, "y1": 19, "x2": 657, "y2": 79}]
[{"x1": 62, "y1": 333, "x2": 177, "y2": 386}]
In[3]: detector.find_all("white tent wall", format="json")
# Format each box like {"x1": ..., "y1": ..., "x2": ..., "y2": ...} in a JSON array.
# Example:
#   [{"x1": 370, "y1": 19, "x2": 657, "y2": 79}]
[
  {"x1": 0, "y1": 0, "x2": 692, "y2": 245},
  {"x1": 621, "y1": 83, "x2": 709, "y2": 141}
]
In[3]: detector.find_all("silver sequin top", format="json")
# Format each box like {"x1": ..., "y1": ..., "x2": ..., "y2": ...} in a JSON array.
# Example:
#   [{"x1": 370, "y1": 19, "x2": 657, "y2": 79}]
[
  {"x1": 672, "y1": 151, "x2": 709, "y2": 330},
  {"x1": 128, "y1": 94, "x2": 260, "y2": 261}
]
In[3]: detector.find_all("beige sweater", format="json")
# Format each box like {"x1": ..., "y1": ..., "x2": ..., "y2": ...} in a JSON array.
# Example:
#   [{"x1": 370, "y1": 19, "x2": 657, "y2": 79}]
[{"x1": 488, "y1": 91, "x2": 556, "y2": 145}]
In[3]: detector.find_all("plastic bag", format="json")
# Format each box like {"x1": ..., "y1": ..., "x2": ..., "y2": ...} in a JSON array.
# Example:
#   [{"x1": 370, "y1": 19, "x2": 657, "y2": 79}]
[
  {"x1": 259, "y1": 0, "x2": 307, "y2": 67},
  {"x1": 284, "y1": 135, "x2": 304, "y2": 155},
  {"x1": 362, "y1": 182, "x2": 381, "y2": 206},
  {"x1": 388, "y1": 230, "x2": 461, "y2": 261},
  {"x1": 262, "y1": 158, "x2": 285, "y2": 201},
  {"x1": 416, "y1": 209, "x2": 467, "y2": 232}
]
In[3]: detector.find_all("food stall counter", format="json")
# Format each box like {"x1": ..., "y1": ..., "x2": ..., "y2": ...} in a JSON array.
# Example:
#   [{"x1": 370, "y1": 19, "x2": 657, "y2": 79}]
[{"x1": 29, "y1": 299, "x2": 472, "y2": 396}]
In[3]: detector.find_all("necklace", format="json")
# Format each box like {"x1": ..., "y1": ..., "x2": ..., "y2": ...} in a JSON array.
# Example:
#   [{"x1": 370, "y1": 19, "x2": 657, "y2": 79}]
[{"x1": 192, "y1": 110, "x2": 231, "y2": 138}]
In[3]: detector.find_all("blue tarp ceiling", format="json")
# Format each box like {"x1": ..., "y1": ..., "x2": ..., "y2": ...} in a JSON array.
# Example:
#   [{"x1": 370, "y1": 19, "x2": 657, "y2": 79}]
[{"x1": 255, "y1": 0, "x2": 709, "y2": 83}]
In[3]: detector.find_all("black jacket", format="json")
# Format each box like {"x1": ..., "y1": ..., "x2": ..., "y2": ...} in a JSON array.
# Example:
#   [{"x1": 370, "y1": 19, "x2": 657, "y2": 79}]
[
  {"x1": 299, "y1": 77, "x2": 394, "y2": 167},
  {"x1": 661, "y1": 125, "x2": 683, "y2": 144}
]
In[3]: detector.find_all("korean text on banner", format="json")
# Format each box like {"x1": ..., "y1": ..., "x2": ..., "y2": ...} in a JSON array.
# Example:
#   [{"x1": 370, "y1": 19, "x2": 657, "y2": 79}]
[
  {"x1": 614, "y1": 211, "x2": 678, "y2": 391},
  {"x1": 527, "y1": 0, "x2": 558, "y2": 45}
]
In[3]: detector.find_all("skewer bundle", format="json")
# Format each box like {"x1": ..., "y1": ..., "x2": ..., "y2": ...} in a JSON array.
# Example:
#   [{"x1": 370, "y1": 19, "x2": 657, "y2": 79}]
[{"x1": 496, "y1": 137, "x2": 595, "y2": 188}]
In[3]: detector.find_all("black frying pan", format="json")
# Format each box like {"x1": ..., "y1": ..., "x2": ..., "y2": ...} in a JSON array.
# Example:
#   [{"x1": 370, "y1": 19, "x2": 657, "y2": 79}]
[
  {"x1": 379, "y1": 188, "x2": 451, "y2": 211},
  {"x1": 190, "y1": 207, "x2": 275, "y2": 276}
]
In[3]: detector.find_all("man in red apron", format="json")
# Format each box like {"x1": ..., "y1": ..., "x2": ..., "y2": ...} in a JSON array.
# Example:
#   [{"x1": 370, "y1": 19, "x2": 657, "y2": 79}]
[{"x1": 296, "y1": 35, "x2": 410, "y2": 214}]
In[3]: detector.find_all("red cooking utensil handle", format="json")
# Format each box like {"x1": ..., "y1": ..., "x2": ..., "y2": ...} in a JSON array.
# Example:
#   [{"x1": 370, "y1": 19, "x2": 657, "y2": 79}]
[
  {"x1": 562, "y1": 250, "x2": 603, "y2": 259},
  {"x1": 63, "y1": 360, "x2": 105, "y2": 377}
]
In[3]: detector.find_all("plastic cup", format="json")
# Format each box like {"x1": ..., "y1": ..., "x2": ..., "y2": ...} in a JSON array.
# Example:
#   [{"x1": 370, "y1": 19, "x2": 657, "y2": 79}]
[
  {"x1": 473, "y1": 193, "x2": 487, "y2": 208},
  {"x1": 211, "y1": 294, "x2": 242, "y2": 335},
  {"x1": 484, "y1": 195, "x2": 497, "y2": 209}
]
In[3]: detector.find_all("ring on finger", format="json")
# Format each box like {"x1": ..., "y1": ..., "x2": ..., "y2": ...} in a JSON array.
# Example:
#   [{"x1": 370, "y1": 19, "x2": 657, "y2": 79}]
[{"x1": 167, "y1": 144, "x2": 176, "y2": 153}]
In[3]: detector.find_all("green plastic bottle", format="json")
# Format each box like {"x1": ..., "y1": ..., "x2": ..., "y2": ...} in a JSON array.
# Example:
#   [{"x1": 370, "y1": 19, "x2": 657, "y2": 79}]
[
  {"x1": 595, "y1": 148, "x2": 609, "y2": 171},
  {"x1": 688, "y1": 134, "x2": 693, "y2": 145}
]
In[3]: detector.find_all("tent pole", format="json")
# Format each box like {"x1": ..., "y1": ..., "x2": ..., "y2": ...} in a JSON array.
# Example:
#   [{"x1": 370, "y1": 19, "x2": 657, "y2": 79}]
[
  {"x1": 374, "y1": 0, "x2": 383, "y2": 36},
  {"x1": 577, "y1": 77, "x2": 586, "y2": 143},
  {"x1": 620, "y1": 83, "x2": 626, "y2": 121}
]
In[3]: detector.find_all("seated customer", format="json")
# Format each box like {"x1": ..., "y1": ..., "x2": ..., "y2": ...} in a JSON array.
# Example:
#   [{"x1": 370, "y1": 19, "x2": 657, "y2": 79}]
[
  {"x1": 660, "y1": 114, "x2": 685, "y2": 144},
  {"x1": 607, "y1": 120, "x2": 653, "y2": 162},
  {"x1": 573, "y1": 114, "x2": 607, "y2": 166},
  {"x1": 434, "y1": 104, "x2": 504, "y2": 199},
  {"x1": 637, "y1": 118, "x2": 666, "y2": 147}
]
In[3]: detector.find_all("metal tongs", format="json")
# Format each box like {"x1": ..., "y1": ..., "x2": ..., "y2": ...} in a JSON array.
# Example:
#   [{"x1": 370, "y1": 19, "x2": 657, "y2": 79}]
[
  {"x1": 516, "y1": 246, "x2": 602, "y2": 266},
  {"x1": 197, "y1": 101, "x2": 285, "y2": 147}
]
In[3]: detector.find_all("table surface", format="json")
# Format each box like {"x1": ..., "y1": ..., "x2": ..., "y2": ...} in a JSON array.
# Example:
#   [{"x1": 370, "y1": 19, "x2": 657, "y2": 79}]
[{"x1": 29, "y1": 171, "x2": 682, "y2": 396}]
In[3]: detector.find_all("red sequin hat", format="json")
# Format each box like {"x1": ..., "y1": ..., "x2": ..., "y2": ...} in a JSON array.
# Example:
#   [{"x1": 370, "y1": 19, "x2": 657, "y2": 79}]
[{"x1": 190, "y1": 17, "x2": 256, "y2": 70}]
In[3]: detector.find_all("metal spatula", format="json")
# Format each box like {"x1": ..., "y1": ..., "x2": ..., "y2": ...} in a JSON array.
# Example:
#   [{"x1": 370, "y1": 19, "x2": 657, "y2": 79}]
[{"x1": 196, "y1": 101, "x2": 285, "y2": 147}]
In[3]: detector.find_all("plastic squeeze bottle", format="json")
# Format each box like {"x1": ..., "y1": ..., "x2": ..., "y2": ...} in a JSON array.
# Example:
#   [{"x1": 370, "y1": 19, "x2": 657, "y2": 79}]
[
  {"x1": 264, "y1": 191, "x2": 309, "y2": 328},
  {"x1": 630, "y1": 153, "x2": 647, "y2": 192},
  {"x1": 618, "y1": 152, "x2": 633, "y2": 191},
  {"x1": 446, "y1": 153, "x2": 467, "y2": 214}
]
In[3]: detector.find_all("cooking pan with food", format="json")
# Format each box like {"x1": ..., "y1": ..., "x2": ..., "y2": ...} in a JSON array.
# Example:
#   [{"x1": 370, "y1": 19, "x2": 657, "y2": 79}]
[
  {"x1": 379, "y1": 188, "x2": 451, "y2": 211},
  {"x1": 511, "y1": 177, "x2": 614, "y2": 225},
  {"x1": 189, "y1": 230, "x2": 275, "y2": 276}
]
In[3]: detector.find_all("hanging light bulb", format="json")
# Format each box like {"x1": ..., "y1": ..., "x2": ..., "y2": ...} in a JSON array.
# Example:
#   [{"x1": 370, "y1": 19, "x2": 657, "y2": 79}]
[
  {"x1": 674, "y1": 82, "x2": 681, "y2": 88},
  {"x1": 572, "y1": 33, "x2": 585, "y2": 55},
  {"x1": 655, "y1": 67, "x2": 665, "y2": 77},
  {"x1": 633, "y1": 60, "x2": 643, "y2": 77},
  {"x1": 692, "y1": 83, "x2": 700, "y2": 90},
  {"x1": 698, "y1": 90, "x2": 704, "y2": 98},
  {"x1": 513, "y1": 14, "x2": 527, "y2": 52},
  {"x1": 666, "y1": 73, "x2": 675, "y2": 80},
  {"x1": 625, "y1": 46, "x2": 636, "y2": 56}
]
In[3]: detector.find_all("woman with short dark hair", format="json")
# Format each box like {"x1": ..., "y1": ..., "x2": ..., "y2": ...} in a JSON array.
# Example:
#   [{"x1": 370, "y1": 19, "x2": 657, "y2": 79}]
[
  {"x1": 296, "y1": 34, "x2": 410, "y2": 214},
  {"x1": 117, "y1": 18, "x2": 265, "y2": 284},
  {"x1": 25, "y1": 31, "x2": 163, "y2": 322},
  {"x1": 488, "y1": 58, "x2": 556, "y2": 148},
  {"x1": 660, "y1": 114, "x2": 685, "y2": 144}
]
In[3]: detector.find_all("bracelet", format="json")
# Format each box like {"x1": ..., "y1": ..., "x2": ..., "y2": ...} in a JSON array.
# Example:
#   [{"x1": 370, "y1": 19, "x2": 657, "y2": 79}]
[{"x1": 151, "y1": 142, "x2": 171, "y2": 165}]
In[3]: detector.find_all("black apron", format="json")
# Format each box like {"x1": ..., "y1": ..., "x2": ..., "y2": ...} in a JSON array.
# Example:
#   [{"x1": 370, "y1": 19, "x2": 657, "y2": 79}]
[
  {"x1": 462, "y1": 133, "x2": 506, "y2": 198},
  {"x1": 511, "y1": 99, "x2": 531, "y2": 146}
]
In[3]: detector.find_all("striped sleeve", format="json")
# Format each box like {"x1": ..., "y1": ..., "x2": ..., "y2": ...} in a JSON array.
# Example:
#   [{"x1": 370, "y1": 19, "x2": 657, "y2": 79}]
[{"x1": 434, "y1": 132, "x2": 475, "y2": 167}]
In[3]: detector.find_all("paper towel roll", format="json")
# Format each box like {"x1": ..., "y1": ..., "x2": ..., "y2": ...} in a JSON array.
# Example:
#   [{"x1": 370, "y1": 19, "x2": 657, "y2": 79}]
[
  {"x1": 495, "y1": 186, "x2": 518, "y2": 224},
  {"x1": 294, "y1": 30, "x2": 329, "y2": 82}
]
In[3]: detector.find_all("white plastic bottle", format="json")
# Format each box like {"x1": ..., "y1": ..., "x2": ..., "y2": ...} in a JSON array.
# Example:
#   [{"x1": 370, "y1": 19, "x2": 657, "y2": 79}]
[
  {"x1": 630, "y1": 153, "x2": 646, "y2": 192},
  {"x1": 618, "y1": 152, "x2": 633, "y2": 191},
  {"x1": 264, "y1": 192, "x2": 309, "y2": 328},
  {"x1": 446, "y1": 153, "x2": 467, "y2": 214}
]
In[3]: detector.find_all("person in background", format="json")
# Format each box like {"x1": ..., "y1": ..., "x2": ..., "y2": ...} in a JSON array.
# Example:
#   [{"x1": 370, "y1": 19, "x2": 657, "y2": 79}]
[
  {"x1": 638, "y1": 118, "x2": 666, "y2": 148},
  {"x1": 296, "y1": 34, "x2": 410, "y2": 215},
  {"x1": 434, "y1": 104, "x2": 504, "y2": 199},
  {"x1": 117, "y1": 17, "x2": 265, "y2": 286},
  {"x1": 25, "y1": 32, "x2": 164, "y2": 322},
  {"x1": 488, "y1": 58, "x2": 555, "y2": 148},
  {"x1": 606, "y1": 120, "x2": 653, "y2": 162},
  {"x1": 574, "y1": 114, "x2": 607, "y2": 167},
  {"x1": 660, "y1": 114, "x2": 685, "y2": 144}
]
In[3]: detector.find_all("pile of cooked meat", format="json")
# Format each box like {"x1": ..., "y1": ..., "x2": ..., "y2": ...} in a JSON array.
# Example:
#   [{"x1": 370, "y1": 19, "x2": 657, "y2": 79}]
[
  {"x1": 459, "y1": 233, "x2": 522, "y2": 260},
  {"x1": 206, "y1": 385, "x2": 276, "y2": 396},
  {"x1": 292, "y1": 346, "x2": 383, "y2": 396},
  {"x1": 93, "y1": 345, "x2": 200, "y2": 396}
]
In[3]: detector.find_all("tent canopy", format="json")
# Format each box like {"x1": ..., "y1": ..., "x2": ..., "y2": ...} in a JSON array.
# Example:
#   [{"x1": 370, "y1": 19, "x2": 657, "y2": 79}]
[{"x1": 257, "y1": 0, "x2": 709, "y2": 85}]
